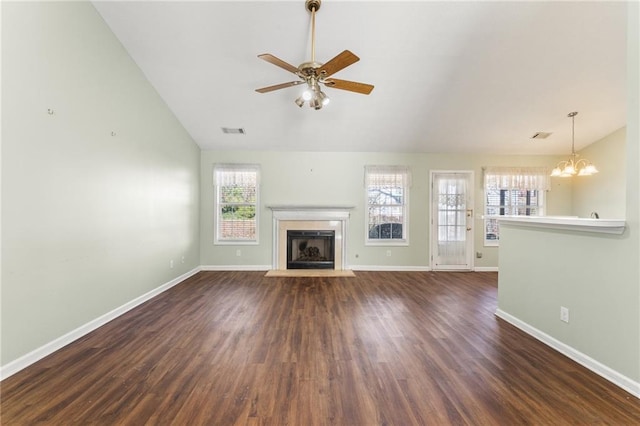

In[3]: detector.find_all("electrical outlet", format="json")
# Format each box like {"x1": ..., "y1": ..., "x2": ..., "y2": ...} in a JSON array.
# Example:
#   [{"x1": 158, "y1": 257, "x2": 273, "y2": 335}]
[
  {"x1": 181, "y1": 256, "x2": 185, "y2": 264},
  {"x1": 560, "y1": 306, "x2": 569, "y2": 323},
  {"x1": 170, "y1": 260, "x2": 174, "y2": 269},
  {"x1": 236, "y1": 249, "x2": 242, "y2": 257},
  {"x1": 476, "y1": 251, "x2": 483, "y2": 259},
  {"x1": 386, "y1": 250, "x2": 392, "y2": 257}
]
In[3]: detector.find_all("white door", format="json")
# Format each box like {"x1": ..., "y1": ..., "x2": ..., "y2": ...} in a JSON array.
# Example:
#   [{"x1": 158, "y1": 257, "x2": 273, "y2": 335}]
[{"x1": 431, "y1": 171, "x2": 474, "y2": 270}]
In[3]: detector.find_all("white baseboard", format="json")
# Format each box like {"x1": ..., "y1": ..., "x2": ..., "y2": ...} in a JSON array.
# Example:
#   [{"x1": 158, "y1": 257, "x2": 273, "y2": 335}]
[
  {"x1": 199, "y1": 265, "x2": 499, "y2": 273},
  {"x1": 495, "y1": 309, "x2": 640, "y2": 399},
  {"x1": 474, "y1": 266, "x2": 499, "y2": 272},
  {"x1": 200, "y1": 264, "x2": 271, "y2": 271},
  {"x1": 0, "y1": 267, "x2": 201, "y2": 381},
  {"x1": 350, "y1": 265, "x2": 432, "y2": 272},
  {"x1": 349, "y1": 266, "x2": 499, "y2": 272}
]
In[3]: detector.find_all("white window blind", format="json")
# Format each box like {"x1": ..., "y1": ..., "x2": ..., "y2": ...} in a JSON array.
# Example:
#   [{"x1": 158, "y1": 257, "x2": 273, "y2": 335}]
[
  {"x1": 483, "y1": 167, "x2": 548, "y2": 245},
  {"x1": 214, "y1": 164, "x2": 260, "y2": 243},
  {"x1": 365, "y1": 165, "x2": 410, "y2": 244},
  {"x1": 484, "y1": 167, "x2": 550, "y2": 191}
]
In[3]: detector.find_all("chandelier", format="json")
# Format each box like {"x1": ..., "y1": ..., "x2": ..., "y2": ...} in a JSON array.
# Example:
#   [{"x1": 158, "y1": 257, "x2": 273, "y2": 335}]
[{"x1": 550, "y1": 112, "x2": 599, "y2": 177}]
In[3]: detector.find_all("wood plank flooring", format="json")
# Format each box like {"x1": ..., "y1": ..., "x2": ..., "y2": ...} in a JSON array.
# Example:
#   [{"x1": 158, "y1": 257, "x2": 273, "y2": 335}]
[{"x1": 2, "y1": 271, "x2": 639, "y2": 425}]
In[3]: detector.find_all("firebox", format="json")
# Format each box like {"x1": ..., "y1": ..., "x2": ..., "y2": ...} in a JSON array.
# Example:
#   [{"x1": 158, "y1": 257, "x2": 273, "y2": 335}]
[{"x1": 287, "y1": 230, "x2": 335, "y2": 269}]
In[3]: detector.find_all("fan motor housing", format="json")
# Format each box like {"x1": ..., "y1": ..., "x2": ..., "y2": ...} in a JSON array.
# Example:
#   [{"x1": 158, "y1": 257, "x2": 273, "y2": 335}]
[{"x1": 298, "y1": 61, "x2": 323, "y2": 78}]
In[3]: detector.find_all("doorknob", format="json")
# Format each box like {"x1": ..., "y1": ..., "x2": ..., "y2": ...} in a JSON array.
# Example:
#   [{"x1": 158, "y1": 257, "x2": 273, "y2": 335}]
[{"x1": 467, "y1": 227, "x2": 472, "y2": 231}]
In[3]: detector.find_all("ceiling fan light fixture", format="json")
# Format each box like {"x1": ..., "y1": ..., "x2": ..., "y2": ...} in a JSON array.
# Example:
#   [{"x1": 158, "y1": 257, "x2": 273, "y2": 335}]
[
  {"x1": 296, "y1": 81, "x2": 330, "y2": 109},
  {"x1": 311, "y1": 89, "x2": 329, "y2": 109},
  {"x1": 320, "y1": 92, "x2": 330, "y2": 106}
]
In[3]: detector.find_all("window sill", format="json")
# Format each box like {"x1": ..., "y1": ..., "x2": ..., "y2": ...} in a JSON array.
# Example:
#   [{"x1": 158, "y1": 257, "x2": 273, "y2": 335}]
[
  {"x1": 214, "y1": 240, "x2": 259, "y2": 246},
  {"x1": 365, "y1": 240, "x2": 409, "y2": 247}
]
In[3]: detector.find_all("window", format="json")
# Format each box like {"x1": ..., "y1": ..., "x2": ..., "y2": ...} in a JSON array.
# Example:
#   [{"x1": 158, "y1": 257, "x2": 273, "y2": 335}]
[
  {"x1": 365, "y1": 165, "x2": 410, "y2": 245},
  {"x1": 214, "y1": 164, "x2": 259, "y2": 244},
  {"x1": 483, "y1": 167, "x2": 549, "y2": 246}
]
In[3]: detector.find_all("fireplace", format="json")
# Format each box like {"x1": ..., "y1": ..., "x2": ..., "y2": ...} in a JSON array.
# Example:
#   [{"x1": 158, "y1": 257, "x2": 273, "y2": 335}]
[
  {"x1": 287, "y1": 230, "x2": 335, "y2": 269},
  {"x1": 268, "y1": 205, "x2": 353, "y2": 271}
]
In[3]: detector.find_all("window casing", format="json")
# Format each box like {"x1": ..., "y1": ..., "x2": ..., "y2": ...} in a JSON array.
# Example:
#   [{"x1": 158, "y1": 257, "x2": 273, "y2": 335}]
[
  {"x1": 483, "y1": 167, "x2": 549, "y2": 246},
  {"x1": 214, "y1": 164, "x2": 259, "y2": 244},
  {"x1": 365, "y1": 165, "x2": 410, "y2": 245}
]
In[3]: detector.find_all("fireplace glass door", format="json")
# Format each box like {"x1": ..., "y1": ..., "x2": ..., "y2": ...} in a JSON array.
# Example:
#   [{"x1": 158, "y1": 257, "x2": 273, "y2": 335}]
[{"x1": 287, "y1": 230, "x2": 335, "y2": 269}]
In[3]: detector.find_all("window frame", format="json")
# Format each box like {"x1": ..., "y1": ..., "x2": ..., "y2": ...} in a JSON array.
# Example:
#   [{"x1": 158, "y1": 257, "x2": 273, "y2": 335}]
[
  {"x1": 213, "y1": 164, "x2": 260, "y2": 245},
  {"x1": 364, "y1": 165, "x2": 410, "y2": 246}
]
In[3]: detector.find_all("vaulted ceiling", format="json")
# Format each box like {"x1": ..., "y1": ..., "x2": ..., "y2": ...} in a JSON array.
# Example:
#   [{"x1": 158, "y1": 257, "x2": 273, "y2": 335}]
[{"x1": 93, "y1": 1, "x2": 627, "y2": 154}]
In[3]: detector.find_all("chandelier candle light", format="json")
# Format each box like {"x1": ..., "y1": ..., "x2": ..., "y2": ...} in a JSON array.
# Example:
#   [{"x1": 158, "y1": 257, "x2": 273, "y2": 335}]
[{"x1": 550, "y1": 112, "x2": 599, "y2": 177}]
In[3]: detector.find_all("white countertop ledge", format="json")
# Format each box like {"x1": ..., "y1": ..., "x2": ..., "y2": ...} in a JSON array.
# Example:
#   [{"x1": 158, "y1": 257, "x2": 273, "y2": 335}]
[{"x1": 497, "y1": 216, "x2": 626, "y2": 235}]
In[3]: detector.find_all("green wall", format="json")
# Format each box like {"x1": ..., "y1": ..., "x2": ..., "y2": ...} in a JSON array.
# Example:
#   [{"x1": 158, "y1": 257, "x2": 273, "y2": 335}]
[
  {"x1": 498, "y1": 1, "x2": 639, "y2": 387},
  {"x1": 1, "y1": 2, "x2": 201, "y2": 367},
  {"x1": 200, "y1": 151, "x2": 572, "y2": 269},
  {"x1": 573, "y1": 127, "x2": 626, "y2": 218}
]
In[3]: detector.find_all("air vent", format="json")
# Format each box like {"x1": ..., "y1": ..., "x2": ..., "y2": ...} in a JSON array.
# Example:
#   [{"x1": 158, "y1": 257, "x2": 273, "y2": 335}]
[
  {"x1": 531, "y1": 132, "x2": 552, "y2": 139},
  {"x1": 221, "y1": 127, "x2": 246, "y2": 135}
]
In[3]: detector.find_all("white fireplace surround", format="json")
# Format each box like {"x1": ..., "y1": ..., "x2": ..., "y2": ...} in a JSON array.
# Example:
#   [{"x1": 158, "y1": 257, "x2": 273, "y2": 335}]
[{"x1": 268, "y1": 206, "x2": 354, "y2": 270}]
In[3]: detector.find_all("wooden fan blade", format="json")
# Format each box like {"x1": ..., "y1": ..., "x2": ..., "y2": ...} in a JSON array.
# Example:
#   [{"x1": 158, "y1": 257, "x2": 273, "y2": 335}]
[
  {"x1": 255, "y1": 80, "x2": 304, "y2": 93},
  {"x1": 323, "y1": 78, "x2": 374, "y2": 95},
  {"x1": 318, "y1": 50, "x2": 360, "y2": 78},
  {"x1": 257, "y1": 53, "x2": 299, "y2": 74}
]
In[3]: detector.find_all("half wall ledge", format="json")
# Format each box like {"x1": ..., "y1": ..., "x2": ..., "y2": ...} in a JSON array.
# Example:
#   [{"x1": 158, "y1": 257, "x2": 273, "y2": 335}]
[{"x1": 498, "y1": 216, "x2": 626, "y2": 235}]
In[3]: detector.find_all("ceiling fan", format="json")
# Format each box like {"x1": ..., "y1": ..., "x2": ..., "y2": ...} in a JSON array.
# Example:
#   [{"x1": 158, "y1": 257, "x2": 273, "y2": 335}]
[{"x1": 255, "y1": 0, "x2": 374, "y2": 110}]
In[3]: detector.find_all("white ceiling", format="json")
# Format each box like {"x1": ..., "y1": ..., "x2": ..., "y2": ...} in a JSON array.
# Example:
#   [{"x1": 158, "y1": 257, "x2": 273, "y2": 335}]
[{"x1": 92, "y1": 0, "x2": 627, "y2": 155}]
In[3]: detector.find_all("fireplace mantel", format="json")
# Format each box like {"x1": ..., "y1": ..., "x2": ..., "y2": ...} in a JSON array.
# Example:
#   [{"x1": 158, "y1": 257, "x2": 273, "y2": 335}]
[
  {"x1": 268, "y1": 205, "x2": 354, "y2": 221},
  {"x1": 268, "y1": 206, "x2": 354, "y2": 270}
]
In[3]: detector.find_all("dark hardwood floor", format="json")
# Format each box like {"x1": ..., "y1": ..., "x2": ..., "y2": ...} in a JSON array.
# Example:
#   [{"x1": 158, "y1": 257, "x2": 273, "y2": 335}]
[{"x1": 2, "y1": 271, "x2": 639, "y2": 425}]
